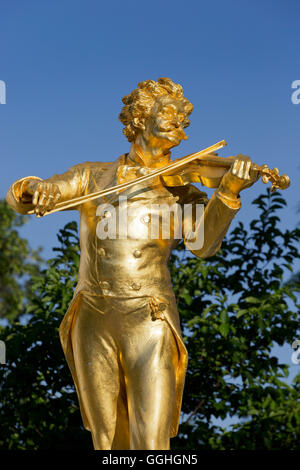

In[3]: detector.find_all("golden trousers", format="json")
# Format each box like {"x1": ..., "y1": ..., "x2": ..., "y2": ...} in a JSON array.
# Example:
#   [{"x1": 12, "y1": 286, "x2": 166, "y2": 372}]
[{"x1": 71, "y1": 294, "x2": 179, "y2": 450}]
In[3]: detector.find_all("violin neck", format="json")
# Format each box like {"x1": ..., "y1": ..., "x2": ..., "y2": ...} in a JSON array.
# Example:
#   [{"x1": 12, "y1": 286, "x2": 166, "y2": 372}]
[{"x1": 174, "y1": 152, "x2": 235, "y2": 168}]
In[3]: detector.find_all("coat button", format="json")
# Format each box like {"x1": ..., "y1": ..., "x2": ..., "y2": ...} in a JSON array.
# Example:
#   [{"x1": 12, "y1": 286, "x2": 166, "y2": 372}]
[
  {"x1": 98, "y1": 248, "x2": 106, "y2": 256},
  {"x1": 104, "y1": 210, "x2": 111, "y2": 218},
  {"x1": 100, "y1": 281, "x2": 110, "y2": 290},
  {"x1": 158, "y1": 302, "x2": 166, "y2": 311},
  {"x1": 131, "y1": 282, "x2": 141, "y2": 291},
  {"x1": 133, "y1": 249, "x2": 142, "y2": 258},
  {"x1": 141, "y1": 214, "x2": 150, "y2": 224}
]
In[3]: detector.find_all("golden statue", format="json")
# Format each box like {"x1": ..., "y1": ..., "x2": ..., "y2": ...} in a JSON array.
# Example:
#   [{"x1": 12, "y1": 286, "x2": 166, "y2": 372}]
[{"x1": 6, "y1": 78, "x2": 290, "y2": 450}]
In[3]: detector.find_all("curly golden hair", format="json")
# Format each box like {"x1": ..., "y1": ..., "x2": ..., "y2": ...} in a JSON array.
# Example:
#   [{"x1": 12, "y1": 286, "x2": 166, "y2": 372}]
[{"x1": 119, "y1": 77, "x2": 193, "y2": 142}]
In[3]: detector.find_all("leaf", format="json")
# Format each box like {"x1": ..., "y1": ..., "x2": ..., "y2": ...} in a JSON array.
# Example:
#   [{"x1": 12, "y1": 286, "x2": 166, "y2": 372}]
[
  {"x1": 245, "y1": 296, "x2": 261, "y2": 304},
  {"x1": 236, "y1": 309, "x2": 248, "y2": 319},
  {"x1": 219, "y1": 323, "x2": 230, "y2": 338}
]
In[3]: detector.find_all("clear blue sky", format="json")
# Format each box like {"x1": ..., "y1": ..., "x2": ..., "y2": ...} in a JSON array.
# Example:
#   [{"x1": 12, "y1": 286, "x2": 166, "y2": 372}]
[{"x1": 0, "y1": 0, "x2": 299, "y2": 375}]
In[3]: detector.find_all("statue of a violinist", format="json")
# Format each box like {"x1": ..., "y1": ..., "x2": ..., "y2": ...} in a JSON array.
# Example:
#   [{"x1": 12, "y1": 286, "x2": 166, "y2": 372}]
[{"x1": 6, "y1": 77, "x2": 290, "y2": 450}]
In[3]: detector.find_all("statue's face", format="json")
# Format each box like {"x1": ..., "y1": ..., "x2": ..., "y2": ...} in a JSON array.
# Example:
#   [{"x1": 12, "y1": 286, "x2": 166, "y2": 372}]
[{"x1": 141, "y1": 97, "x2": 189, "y2": 152}]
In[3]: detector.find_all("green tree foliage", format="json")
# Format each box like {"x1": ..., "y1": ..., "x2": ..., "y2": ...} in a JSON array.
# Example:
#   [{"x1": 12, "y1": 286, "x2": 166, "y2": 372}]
[
  {"x1": 0, "y1": 201, "x2": 41, "y2": 321},
  {"x1": 171, "y1": 191, "x2": 300, "y2": 449},
  {"x1": 0, "y1": 191, "x2": 299, "y2": 449},
  {"x1": 0, "y1": 222, "x2": 91, "y2": 449}
]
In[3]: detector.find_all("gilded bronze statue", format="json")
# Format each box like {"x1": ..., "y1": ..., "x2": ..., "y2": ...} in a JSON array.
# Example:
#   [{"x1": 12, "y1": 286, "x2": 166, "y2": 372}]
[{"x1": 6, "y1": 77, "x2": 290, "y2": 450}]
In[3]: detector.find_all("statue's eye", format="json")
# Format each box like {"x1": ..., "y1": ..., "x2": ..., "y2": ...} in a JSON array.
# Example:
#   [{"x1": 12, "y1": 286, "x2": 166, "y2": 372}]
[{"x1": 161, "y1": 105, "x2": 176, "y2": 116}]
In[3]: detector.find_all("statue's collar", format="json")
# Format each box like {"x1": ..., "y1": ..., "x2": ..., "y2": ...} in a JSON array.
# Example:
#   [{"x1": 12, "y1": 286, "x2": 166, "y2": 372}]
[{"x1": 126, "y1": 144, "x2": 171, "y2": 169}]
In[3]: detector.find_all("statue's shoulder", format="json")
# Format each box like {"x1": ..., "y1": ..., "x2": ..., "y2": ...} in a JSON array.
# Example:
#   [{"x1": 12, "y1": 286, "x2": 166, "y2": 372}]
[
  {"x1": 74, "y1": 154, "x2": 126, "y2": 174},
  {"x1": 71, "y1": 156, "x2": 126, "y2": 190},
  {"x1": 74, "y1": 160, "x2": 113, "y2": 172}
]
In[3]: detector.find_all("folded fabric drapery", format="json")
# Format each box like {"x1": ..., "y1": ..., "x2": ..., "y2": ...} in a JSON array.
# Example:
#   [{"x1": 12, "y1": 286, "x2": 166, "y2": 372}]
[{"x1": 116, "y1": 164, "x2": 153, "y2": 185}]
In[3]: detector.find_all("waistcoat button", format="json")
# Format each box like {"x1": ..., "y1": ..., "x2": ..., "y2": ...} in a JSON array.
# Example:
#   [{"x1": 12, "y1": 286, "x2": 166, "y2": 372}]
[
  {"x1": 141, "y1": 214, "x2": 150, "y2": 224},
  {"x1": 98, "y1": 247, "x2": 106, "y2": 256},
  {"x1": 131, "y1": 282, "x2": 141, "y2": 291},
  {"x1": 100, "y1": 281, "x2": 110, "y2": 290},
  {"x1": 133, "y1": 249, "x2": 142, "y2": 258}
]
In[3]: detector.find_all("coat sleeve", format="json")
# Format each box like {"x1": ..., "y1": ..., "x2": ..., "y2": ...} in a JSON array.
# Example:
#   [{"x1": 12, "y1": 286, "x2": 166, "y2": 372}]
[
  {"x1": 6, "y1": 163, "x2": 90, "y2": 215},
  {"x1": 184, "y1": 188, "x2": 241, "y2": 258}
]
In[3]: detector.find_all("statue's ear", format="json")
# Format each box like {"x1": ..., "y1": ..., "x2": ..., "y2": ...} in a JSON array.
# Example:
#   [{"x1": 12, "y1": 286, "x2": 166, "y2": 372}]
[{"x1": 133, "y1": 117, "x2": 145, "y2": 132}]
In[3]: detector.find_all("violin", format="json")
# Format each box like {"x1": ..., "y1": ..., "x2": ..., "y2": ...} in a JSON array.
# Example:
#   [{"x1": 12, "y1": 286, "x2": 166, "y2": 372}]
[
  {"x1": 28, "y1": 140, "x2": 290, "y2": 216},
  {"x1": 160, "y1": 152, "x2": 290, "y2": 192}
]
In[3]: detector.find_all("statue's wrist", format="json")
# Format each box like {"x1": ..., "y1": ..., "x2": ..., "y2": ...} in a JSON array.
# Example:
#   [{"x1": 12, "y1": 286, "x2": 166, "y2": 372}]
[
  {"x1": 217, "y1": 184, "x2": 239, "y2": 200},
  {"x1": 216, "y1": 185, "x2": 241, "y2": 210}
]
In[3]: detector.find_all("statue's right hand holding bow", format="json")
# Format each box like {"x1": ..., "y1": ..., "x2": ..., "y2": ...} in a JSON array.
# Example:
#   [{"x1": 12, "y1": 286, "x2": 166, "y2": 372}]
[{"x1": 16, "y1": 179, "x2": 61, "y2": 217}]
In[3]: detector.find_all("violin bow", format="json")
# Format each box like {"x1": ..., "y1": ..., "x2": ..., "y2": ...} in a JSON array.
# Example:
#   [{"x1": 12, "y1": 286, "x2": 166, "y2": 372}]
[
  {"x1": 28, "y1": 140, "x2": 228, "y2": 216},
  {"x1": 28, "y1": 139, "x2": 290, "y2": 216}
]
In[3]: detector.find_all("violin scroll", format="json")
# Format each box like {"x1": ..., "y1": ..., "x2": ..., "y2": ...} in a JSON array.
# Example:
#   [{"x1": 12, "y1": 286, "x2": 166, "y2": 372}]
[{"x1": 254, "y1": 164, "x2": 291, "y2": 192}]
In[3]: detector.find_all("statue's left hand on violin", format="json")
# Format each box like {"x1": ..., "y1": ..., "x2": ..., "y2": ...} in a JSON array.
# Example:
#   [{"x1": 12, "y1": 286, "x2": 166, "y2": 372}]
[{"x1": 160, "y1": 144, "x2": 290, "y2": 194}]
